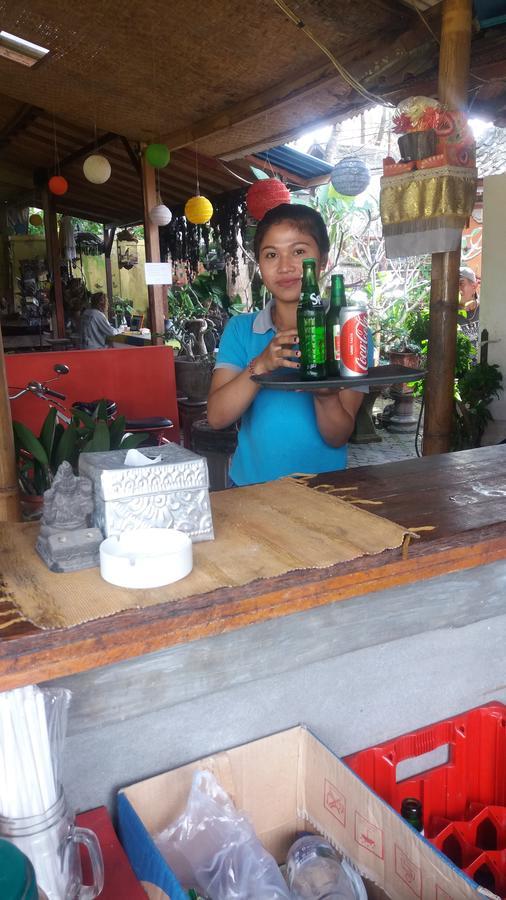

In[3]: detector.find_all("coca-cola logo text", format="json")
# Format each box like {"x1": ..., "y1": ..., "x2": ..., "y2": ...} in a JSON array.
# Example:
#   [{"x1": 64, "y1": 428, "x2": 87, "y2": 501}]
[{"x1": 341, "y1": 313, "x2": 368, "y2": 373}]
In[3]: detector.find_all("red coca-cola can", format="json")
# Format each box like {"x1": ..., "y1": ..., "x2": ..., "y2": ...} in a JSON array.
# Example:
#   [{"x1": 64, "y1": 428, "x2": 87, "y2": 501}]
[{"x1": 339, "y1": 305, "x2": 368, "y2": 377}]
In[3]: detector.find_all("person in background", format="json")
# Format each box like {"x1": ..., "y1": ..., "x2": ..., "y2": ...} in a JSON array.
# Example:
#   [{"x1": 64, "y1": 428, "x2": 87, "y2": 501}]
[
  {"x1": 458, "y1": 267, "x2": 480, "y2": 344},
  {"x1": 207, "y1": 204, "x2": 371, "y2": 486},
  {"x1": 80, "y1": 292, "x2": 119, "y2": 349},
  {"x1": 459, "y1": 266, "x2": 480, "y2": 322}
]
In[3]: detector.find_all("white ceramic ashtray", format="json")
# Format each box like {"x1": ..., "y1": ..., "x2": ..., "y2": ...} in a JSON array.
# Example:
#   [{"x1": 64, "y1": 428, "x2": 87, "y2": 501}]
[{"x1": 99, "y1": 528, "x2": 193, "y2": 589}]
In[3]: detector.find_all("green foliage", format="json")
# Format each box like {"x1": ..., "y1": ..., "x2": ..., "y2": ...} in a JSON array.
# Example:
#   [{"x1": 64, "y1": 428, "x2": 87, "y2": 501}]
[
  {"x1": 406, "y1": 306, "x2": 502, "y2": 449},
  {"x1": 452, "y1": 362, "x2": 503, "y2": 450},
  {"x1": 405, "y1": 307, "x2": 429, "y2": 350},
  {"x1": 112, "y1": 296, "x2": 135, "y2": 320},
  {"x1": 168, "y1": 271, "x2": 241, "y2": 320},
  {"x1": 13, "y1": 404, "x2": 147, "y2": 495}
]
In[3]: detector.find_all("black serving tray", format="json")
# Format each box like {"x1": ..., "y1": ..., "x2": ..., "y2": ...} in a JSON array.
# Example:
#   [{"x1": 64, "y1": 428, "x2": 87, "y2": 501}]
[{"x1": 251, "y1": 364, "x2": 426, "y2": 392}]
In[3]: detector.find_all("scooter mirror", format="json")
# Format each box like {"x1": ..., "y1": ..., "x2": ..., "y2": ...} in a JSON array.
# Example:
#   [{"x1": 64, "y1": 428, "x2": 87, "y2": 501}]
[{"x1": 53, "y1": 364, "x2": 70, "y2": 375}]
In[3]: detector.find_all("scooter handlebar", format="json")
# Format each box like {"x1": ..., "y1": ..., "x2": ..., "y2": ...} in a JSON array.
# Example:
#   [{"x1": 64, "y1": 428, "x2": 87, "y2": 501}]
[{"x1": 43, "y1": 387, "x2": 66, "y2": 400}]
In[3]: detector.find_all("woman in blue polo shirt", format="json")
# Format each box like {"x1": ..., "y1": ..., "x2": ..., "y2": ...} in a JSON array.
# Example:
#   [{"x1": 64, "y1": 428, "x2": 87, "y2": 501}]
[{"x1": 207, "y1": 204, "x2": 368, "y2": 486}]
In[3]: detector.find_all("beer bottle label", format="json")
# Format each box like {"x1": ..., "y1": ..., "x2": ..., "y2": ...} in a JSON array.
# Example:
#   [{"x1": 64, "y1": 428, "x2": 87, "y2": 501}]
[
  {"x1": 331, "y1": 324, "x2": 341, "y2": 361},
  {"x1": 301, "y1": 321, "x2": 326, "y2": 364}
]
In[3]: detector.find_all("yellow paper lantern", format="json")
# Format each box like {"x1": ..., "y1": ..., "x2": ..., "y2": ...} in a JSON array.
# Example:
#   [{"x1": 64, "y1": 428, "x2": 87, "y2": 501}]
[
  {"x1": 29, "y1": 213, "x2": 43, "y2": 227},
  {"x1": 185, "y1": 195, "x2": 213, "y2": 225}
]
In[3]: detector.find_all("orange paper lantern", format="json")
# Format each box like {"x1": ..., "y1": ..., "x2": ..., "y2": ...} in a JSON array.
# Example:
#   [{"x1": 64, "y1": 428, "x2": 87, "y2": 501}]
[
  {"x1": 246, "y1": 179, "x2": 291, "y2": 221},
  {"x1": 48, "y1": 175, "x2": 68, "y2": 196}
]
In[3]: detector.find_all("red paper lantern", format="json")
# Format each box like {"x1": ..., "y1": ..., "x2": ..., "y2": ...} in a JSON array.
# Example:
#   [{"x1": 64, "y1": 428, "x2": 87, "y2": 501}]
[
  {"x1": 48, "y1": 175, "x2": 68, "y2": 196},
  {"x1": 246, "y1": 178, "x2": 291, "y2": 221}
]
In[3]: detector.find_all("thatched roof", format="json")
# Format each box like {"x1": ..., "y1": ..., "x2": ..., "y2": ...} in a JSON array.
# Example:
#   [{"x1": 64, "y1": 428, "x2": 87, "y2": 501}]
[{"x1": 1, "y1": 0, "x2": 506, "y2": 223}]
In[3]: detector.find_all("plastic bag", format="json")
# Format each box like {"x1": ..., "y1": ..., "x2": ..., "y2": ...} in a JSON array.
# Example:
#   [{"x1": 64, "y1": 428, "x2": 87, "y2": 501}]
[{"x1": 154, "y1": 769, "x2": 291, "y2": 899}]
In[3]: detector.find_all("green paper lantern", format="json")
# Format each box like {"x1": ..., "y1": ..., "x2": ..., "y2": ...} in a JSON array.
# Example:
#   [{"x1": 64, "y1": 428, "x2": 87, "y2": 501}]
[{"x1": 145, "y1": 143, "x2": 170, "y2": 168}]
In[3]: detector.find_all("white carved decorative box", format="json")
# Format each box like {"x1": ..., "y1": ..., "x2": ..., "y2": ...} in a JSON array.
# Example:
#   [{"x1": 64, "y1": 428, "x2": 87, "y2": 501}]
[{"x1": 78, "y1": 445, "x2": 214, "y2": 542}]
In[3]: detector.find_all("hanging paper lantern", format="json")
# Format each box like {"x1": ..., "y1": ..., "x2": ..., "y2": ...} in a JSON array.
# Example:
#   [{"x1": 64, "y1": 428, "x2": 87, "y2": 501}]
[
  {"x1": 185, "y1": 195, "x2": 213, "y2": 225},
  {"x1": 83, "y1": 153, "x2": 111, "y2": 184},
  {"x1": 330, "y1": 157, "x2": 370, "y2": 197},
  {"x1": 149, "y1": 200, "x2": 172, "y2": 227},
  {"x1": 145, "y1": 143, "x2": 170, "y2": 168},
  {"x1": 48, "y1": 175, "x2": 68, "y2": 196},
  {"x1": 246, "y1": 178, "x2": 291, "y2": 221},
  {"x1": 29, "y1": 213, "x2": 43, "y2": 227}
]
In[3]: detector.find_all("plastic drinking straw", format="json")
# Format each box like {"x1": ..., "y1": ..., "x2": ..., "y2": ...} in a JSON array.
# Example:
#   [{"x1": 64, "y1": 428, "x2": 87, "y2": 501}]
[{"x1": 0, "y1": 684, "x2": 71, "y2": 898}]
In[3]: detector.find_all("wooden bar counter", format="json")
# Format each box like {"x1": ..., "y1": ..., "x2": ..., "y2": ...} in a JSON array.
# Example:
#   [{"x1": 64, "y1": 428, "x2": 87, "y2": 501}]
[
  {"x1": 1, "y1": 445, "x2": 506, "y2": 690},
  {"x1": 2, "y1": 445, "x2": 506, "y2": 812}
]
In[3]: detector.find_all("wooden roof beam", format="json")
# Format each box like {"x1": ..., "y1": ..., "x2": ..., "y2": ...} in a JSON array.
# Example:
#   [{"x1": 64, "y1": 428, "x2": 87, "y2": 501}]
[
  {"x1": 243, "y1": 155, "x2": 308, "y2": 186},
  {"x1": 121, "y1": 137, "x2": 141, "y2": 176},
  {"x1": 56, "y1": 201, "x2": 141, "y2": 224},
  {"x1": 59, "y1": 132, "x2": 119, "y2": 169},
  {"x1": 0, "y1": 160, "x2": 33, "y2": 190},
  {"x1": 0, "y1": 103, "x2": 42, "y2": 150}
]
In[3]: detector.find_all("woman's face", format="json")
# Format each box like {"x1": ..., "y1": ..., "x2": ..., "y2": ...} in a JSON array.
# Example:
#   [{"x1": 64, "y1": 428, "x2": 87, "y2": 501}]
[{"x1": 258, "y1": 222, "x2": 323, "y2": 305}]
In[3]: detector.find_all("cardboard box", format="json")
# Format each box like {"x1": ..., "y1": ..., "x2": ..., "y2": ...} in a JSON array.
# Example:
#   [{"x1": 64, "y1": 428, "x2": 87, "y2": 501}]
[
  {"x1": 79, "y1": 444, "x2": 213, "y2": 542},
  {"x1": 117, "y1": 727, "x2": 483, "y2": 900}
]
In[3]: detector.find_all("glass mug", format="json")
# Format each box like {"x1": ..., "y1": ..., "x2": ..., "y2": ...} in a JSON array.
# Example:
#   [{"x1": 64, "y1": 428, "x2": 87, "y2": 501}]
[{"x1": 0, "y1": 793, "x2": 104, "y2": 900}]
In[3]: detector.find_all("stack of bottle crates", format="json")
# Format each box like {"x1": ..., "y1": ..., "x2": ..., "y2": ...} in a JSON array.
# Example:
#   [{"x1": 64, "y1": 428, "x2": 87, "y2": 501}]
[{"x1": 345, "y1": 702, "x2": 506, "y2": 897}]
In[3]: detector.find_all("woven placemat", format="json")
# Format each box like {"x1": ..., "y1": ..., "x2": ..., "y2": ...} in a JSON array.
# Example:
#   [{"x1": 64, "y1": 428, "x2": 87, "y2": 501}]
[{"x1": 0, "y1": 480, "x2": 410, "y2": 630}]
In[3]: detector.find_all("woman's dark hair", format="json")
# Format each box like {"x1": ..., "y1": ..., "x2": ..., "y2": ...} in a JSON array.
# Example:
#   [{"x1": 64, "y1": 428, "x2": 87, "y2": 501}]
[
  {"x1": 91, "y1": 291, "x2": 106, "y2": 310},
  {"x1": 253, "y1": 203, "x2": 330, "y2": 261}
]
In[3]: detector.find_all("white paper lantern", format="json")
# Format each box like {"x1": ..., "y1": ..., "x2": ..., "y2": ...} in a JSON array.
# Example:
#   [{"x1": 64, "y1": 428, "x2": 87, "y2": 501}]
[
  {"x1": 83, "y1": 154, "x2": 112, "y2": 184},
  {"x1": 149, "y1": 202, "x2": 172, "y2": 227},
  {"x1": 330, "y1": 157, "x2": 370, "y2": 197}
]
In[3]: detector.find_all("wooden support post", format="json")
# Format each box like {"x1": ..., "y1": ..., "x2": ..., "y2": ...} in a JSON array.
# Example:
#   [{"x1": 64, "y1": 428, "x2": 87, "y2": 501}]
[
  {"x1": 423, "y1": 0, "x2": 472, "y2": 456},
  {"x1": 141, "y1": 154, "x2": 166, "y2": 343},
  {"x1": 0, "y1": 327, "x2": 21, "y2": 521},
  {"x1": 42, "y1": 189, "x2": 65, "y2": 338},
  {"x1": 104, "y1": 225, "x2": 116, "y2": 303}
]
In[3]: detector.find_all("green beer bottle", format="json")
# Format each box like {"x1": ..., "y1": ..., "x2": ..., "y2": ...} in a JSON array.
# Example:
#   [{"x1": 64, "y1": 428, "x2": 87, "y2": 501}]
[
  {"x1": 326, "y1": 274, "x2": 346, "y2": 377},
  {"x1": 297, "y1": 258, "x2": 326, "y2": 380},
  {"x1": 401, "y1": 798, "x2": 423, "y2": 833}
]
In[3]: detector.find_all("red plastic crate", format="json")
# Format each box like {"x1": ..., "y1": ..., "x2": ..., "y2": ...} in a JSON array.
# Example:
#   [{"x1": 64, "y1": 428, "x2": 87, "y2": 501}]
[
  {"x1": 345, "y1": 702, "x2": 506, "y2": 822},
  {"x1": 345, "y1": 702, "x2": 506, "y2": 896}
]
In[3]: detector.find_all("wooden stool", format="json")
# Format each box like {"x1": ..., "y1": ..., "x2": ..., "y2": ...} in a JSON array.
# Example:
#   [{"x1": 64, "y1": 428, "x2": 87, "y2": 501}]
[{"x1": 191, "y1": 418, "x2": 238, "y2": 491}]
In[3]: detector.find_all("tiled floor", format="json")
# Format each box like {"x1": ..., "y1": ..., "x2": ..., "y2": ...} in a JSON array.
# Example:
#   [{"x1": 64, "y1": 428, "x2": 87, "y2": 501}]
[{"x1": 347, "y1": 400, "x2": 423, "y2": 468}]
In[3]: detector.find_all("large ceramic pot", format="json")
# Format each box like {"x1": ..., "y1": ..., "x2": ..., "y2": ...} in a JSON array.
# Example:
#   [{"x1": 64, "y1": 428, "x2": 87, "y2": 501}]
[
  {"x1": 174, "y1": 357, "x2": 215, "y2": 403},
  {"x1": 385, "y1": 349, "x2": 421, "y2": 433}
]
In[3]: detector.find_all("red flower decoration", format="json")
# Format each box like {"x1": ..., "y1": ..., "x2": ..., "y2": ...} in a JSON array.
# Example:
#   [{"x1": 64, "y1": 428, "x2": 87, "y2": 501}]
[{"x1": 392, "y1": 113, "x2": 413, "y2": 135}]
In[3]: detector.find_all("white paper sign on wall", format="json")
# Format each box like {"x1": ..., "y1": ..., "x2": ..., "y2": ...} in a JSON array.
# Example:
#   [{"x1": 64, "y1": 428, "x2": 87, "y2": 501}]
[{"x1": 144, "y1": 262, "x2": 172, "y2": 285}]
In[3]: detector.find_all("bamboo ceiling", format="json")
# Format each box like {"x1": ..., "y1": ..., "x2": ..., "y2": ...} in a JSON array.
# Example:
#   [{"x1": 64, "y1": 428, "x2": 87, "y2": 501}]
[{"x1": 1, "y1": 0, "x2": 506, "y2": 224}]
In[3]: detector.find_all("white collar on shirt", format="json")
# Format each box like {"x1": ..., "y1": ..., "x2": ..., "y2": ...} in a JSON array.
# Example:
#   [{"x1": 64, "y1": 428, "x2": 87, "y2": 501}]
[{"x1": 252, "y1": 299, "x2": 276, "y2": 334}]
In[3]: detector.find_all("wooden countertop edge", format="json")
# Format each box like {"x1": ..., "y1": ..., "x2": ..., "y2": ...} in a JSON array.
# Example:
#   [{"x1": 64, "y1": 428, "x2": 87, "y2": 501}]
[{"x1": 1, "y1": 522, "x2": 506, "y2": 690}]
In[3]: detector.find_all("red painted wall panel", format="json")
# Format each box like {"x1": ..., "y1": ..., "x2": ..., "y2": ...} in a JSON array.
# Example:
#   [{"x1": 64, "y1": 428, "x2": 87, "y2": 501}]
[{"x1": 6, "y1": 346, "x2": 180, "y2": 443}]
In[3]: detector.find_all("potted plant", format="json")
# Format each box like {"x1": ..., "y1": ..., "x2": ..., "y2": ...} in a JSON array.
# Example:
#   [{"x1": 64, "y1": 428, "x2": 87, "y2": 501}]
[
  {"x1": 166, "y1": 284, "x2": 216, "y2": 403},
  {"x1": 13, "y1": 403, "x2": 146, "y2": 515},
  {"x1": 111, "y1": 296, "x2": 135, "y2": 328},
  {"x1": 387, "y1": 338, "x2": 422, "y2": 394},
  {"x1": 452, "y1": 361, "x2": 503, "y2": 450}
]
